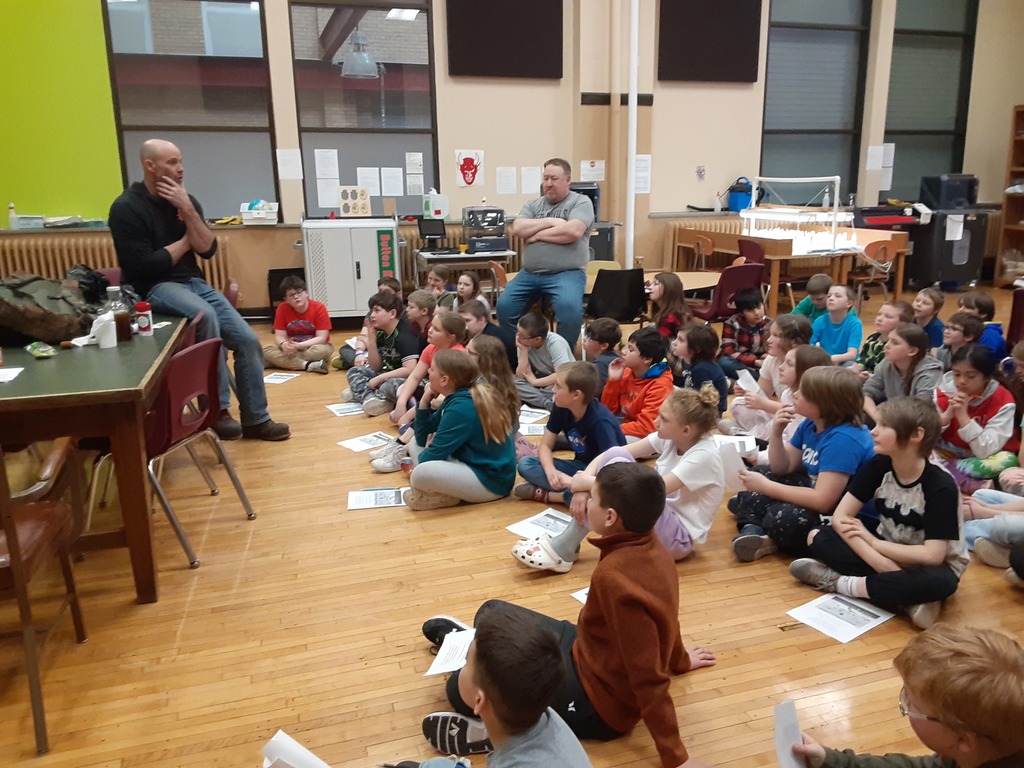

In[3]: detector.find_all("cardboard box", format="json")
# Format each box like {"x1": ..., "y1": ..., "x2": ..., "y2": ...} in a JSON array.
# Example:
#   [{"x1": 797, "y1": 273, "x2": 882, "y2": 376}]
[{"x1": 240, "y1": 202, "x2": 279, "y2": 225}]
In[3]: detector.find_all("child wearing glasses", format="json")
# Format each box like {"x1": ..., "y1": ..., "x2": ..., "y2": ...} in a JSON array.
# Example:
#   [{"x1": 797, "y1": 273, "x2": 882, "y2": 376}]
[
  {"x1": 792, "y1": 623, "x2": 1024, "y2": 767},
  {"x1": 262, "y1": 275, "x2": 333, "y2": 374}
]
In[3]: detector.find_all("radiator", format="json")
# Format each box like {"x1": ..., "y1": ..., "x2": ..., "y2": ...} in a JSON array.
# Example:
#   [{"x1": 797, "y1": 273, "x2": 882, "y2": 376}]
[
  {"x1": 398, "y1": 223, "x2": 524, "y2": 288},
  {"x1": 0, "y1": 233, "x2": 231, "y2": 293}
]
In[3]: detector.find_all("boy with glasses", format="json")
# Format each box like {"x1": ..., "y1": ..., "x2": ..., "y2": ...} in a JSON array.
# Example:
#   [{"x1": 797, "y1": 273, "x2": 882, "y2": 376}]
[
  {"x1": 263, "y1": 275, "x2": 333, "y2": 374},
  {"x1": 792, "y1": 623, "x2": 1024, "y2": 767}
]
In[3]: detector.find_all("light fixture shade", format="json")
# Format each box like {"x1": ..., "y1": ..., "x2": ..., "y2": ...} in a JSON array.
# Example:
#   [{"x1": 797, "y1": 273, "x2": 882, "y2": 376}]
[{"x1": 341, "y1": 31, "x2": 378, "y2": 79}]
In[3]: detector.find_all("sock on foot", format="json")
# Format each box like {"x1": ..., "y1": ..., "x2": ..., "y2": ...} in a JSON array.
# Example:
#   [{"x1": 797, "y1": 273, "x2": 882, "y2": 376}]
[
  {"x1": 835, "y1": 575, "x2": 868, "y2": 598},
  {"x1": 549, "y1": 520, "x2": 588, "y2": 562}
]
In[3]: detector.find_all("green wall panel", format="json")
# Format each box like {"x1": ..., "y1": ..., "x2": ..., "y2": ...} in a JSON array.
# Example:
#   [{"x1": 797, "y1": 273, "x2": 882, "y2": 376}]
[{"x1": 0, "y1": 0, "x2": 122, "y2": 228}]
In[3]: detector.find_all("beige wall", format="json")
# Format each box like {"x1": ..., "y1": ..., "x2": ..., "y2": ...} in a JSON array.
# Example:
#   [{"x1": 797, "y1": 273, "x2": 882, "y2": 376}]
[{"x1": 963, "y1": 0, "x2": 1024, "y2": 202}]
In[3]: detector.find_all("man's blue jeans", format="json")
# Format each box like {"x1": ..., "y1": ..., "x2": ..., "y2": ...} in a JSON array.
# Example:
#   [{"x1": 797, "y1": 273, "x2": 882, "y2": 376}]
[
  {"x1": 496, "y1": 269, "x2": 586, "y2": 349},
  {"x1": 148, "y1": 278, "x2": 270, "y2": 427}
]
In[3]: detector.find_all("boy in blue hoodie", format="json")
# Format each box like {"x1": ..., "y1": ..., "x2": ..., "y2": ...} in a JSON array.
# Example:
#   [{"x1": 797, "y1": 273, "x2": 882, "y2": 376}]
[{"x1": 957, "y1": 290, "x2": 1006, "y2": 360}]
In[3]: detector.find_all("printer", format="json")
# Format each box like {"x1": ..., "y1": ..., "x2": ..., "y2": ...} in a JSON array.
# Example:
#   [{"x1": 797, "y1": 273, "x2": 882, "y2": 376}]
[{"x1": 462, "y1": 206, "x2": 508, "y2": 253}]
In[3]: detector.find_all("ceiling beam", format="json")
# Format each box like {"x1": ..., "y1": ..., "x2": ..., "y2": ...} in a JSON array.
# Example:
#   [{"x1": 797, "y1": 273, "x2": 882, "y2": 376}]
[{"x1": 319, "y1": 8, "x2": 366, "y2": 62}]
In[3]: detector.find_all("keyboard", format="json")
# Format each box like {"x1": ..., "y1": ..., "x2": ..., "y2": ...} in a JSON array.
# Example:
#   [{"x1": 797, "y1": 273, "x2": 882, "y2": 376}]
[{"x1": 422, "y1": 248, "x2": 462, "y2": 255}]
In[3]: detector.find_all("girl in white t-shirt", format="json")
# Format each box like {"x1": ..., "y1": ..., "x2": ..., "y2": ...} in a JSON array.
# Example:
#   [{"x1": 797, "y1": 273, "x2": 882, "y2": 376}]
[
  {"x1": 512, "y1": 382, "x2": 724, "y2": 573},
  {"x1": 451, "y1": 271, "x2": 491, "y2": 315},
  {"x1": 724, "y1": 313, "x2": 812, "y2": 439}
]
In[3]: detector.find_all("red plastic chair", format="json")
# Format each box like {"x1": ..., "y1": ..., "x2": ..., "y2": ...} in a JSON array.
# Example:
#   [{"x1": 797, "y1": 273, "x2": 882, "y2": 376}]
[
  {"x1": 97, "y1": 267, "x2": 121, "y2": 287},
  {"x1": 0, "y1": 438, "x2": 87, "y2": 754},
  {"x1": 145, "y1": 338, "x2": 255, "y2": 568},
  {"x1": 737, "y1": 238, "x2": 796, "y2": 310},
  {"x1": 688, "y1": 263, "x2": 764, "y2": 324}
]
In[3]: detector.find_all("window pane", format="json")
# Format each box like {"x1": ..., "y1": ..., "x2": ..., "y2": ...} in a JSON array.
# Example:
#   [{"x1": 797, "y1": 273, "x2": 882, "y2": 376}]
[
  {"x1": 122, "y1": 130, "x2": 277, "y2": 219},
  {"x1": 761, "y1": 134, "x2": 855, "y2": 204},
  {"x1": 883, "y1": 133, "x2": 956, "y2": 203},
  {"x1": 886, "y1": 35, "x2": 962, "y2": 131},
  {"x1": 764, "y1": 28, "x2": 861, "y2": 131},
  {"x1": 292, "y1": 5, "x2": 432, "y2": 130},
  {"x1": 109, "y1": 0, "x2": 153, "y2": 54},
  {"x1": 895, "y1": 0, "x2": 971, "y2": 33},
  {"x1": 108, "y1": 0, "x2": 271, "y2": 129},
  {"x1": 770, "y1": 0, "x2": 864, "y2": 26}
]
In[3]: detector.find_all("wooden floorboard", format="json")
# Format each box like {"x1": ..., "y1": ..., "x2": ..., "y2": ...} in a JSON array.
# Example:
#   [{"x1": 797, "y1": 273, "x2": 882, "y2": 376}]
[{"x1": 1, "y1": 285, "x2": 1022, "y2": 766}]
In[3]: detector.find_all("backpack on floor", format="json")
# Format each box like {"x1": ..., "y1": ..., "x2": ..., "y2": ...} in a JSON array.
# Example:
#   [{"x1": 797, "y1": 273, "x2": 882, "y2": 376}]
[{"x1": 0, "y1": 274, "x2": 97, "y2": 344}]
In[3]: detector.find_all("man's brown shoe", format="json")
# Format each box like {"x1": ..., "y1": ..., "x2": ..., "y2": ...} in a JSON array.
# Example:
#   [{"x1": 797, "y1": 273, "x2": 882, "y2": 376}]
[
  {"x1": 241, "y1": 419, "x2": 291, "y2": 441},
  {"x1": 213, "y1": 410, "x2": 242, "y2": 440}
]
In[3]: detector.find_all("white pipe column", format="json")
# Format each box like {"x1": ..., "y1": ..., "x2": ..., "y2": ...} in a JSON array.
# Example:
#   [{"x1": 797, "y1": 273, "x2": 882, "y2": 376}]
[{"x1": 624, "y1": 0, "x2": 639, "y2": 268}]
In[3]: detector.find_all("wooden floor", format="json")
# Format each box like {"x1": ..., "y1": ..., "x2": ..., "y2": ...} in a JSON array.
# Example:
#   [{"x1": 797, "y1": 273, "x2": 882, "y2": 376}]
[{"x1": 1, "y1": 286, "x2": 1022, "y2": 767}]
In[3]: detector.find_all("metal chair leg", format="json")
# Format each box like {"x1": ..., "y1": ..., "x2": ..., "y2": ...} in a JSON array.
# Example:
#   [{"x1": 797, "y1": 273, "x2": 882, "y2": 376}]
[
  {"x1": 208, "y1": 432, "x2": 256, "y2": 520},
  {"x1": 186, "y1": 444, "x2": 219, "y2": 496},
  {"x1": 147, "y1": 462, "x2": 200, "y2": 568}
]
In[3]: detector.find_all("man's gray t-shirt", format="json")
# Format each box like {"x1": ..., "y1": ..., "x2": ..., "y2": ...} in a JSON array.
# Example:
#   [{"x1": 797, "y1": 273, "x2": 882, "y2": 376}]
[
  {"x1": 519, "y1": 191, "x2": 595, "y2": 274},
  {"x1": 488, "y1": 708, "x2": 591, "y2": 768}
]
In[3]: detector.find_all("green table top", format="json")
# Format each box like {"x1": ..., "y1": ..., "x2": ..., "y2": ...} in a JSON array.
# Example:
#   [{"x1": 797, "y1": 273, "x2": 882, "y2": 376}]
[{"x1": 0, "y1": 316, "x2": 184, "y2": 411}]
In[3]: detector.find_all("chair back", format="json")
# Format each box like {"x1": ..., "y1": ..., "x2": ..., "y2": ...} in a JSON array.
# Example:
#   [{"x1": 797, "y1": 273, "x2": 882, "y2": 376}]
[
  {"x1": 145, "y1": 338, "x2": 223, "y2": 458},
  {"x1": 488, "y1": 260, "x2": 508, "y2": 287},
  {"x1": 1008, "y1": 288, "x2": 1024, "y2": 349},
  {"x1": 736, "y1": 238, "x2": 765, "y2": 264},
  {"x1": 694, "y1": 235, "x2": 714, "y2": 270},
  {"x1": 97, "y1": 267, "x2": 121, "y2": 287},
  {"x1": 586, "y1": 268, "x2": 647, "y2": 323},
  {"x1": 856, "y1": 241, "x2": 894, "y2": 276},
  {"x1": 178, "y1": 311, "x2": 205, "y2": 351},
  {"x1": 692, "y1": 263, "x2": 764, "y2": 322}
]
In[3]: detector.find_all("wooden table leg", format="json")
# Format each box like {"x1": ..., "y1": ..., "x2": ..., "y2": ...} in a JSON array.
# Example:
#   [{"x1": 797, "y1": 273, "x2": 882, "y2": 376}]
[
  {"x1": 894, "y1": 250, "x2": 906, "y2": 300},
  {"x1": 108, "y1": 404, "x2": 158, "y2": 604},
  {"x1": 767, "y1": 260, "x2": 780, "y2": 318}
]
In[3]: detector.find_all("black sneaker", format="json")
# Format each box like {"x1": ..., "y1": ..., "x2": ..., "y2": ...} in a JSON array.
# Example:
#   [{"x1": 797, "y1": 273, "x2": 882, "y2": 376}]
[
  {"x1": 241, "y1": 419, "x2": 291, "y2": 441},
  {"x1": 422, "y1": 712, "x2": 492, "y2": 755},
  {"x1": 213, "y1": 410, "x2": 242, "y2": 441},
  {"x1": 421, "y1": 615, "x2": 470, "y2": 647}
]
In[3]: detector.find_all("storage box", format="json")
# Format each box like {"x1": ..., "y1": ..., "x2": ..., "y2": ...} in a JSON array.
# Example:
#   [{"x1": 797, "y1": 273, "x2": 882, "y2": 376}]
[
  {"x1": 240, "y1": 202, "x2": 279, "y2": 225},
  {"x1": 13, "y1": 215, "x2": 45, "y2": 230}
]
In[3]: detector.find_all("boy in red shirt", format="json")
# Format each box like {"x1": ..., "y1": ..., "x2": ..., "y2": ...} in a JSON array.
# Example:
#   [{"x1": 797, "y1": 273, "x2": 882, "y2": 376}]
[
  {"x1": 601, "y1": 326, "x2": 674, "y2": 441},
  {"x1": 263, "y1": 275, "x2": 333, "y2": 374}
]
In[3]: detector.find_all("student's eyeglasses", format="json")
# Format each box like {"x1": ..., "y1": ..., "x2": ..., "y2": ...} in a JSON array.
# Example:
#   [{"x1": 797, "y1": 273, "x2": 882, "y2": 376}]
[
  {"x1": 945, "y1": 324, "x2": 963, "y2": 333},
  {"x1": 284, "y1": 290, "x2": 307, "y2": 300},
  {"x1": 898, "y1": 686, "x2": 942, "y2": 723}
]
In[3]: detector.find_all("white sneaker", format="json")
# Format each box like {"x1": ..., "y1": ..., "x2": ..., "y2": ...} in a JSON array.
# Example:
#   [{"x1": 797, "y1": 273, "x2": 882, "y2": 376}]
[
  {"x1": 370, "y1": 442, "x2": 408, "y2": 473},
  {"x1": 362, "y1": 396, "x2": 392, "y2": 417},
  {"x1": 341, "y1": 388, "x2": 354, "y2": 402},
  {"x1": 368, "y1": 440, "x2": 398, "y2": 460},
  {"x1": 306, "y1": 359, "x2": 329, "y2": 375},
  {"x1": 907, "y1": 602, "x2": 941, "y2": 630}
]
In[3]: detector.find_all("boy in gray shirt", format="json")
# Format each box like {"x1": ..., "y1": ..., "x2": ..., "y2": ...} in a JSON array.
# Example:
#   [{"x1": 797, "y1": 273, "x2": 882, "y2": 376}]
[{"x1": 514, "y1": 312, "x2": 576, "y2": 410}]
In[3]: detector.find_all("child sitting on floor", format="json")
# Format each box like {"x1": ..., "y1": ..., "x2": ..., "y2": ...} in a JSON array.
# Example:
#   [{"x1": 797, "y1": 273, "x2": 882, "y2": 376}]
[
  {"x1": 671, "y1": 323, "x2": 729, "y2": 413},
  {"x1": 935, "y1": 311, "x2": 984, "y2": 371},
  {"x1": 514, "y1": 311, "x2": 576, "y2": 410},
  {"x1": 421, "y1": 462, "x2": 717, "y2": 768},
  {"x1": 810, "y1": 284, "x2": 863, "y2": 365},
  {"x1": 957, "y1": 290, "x2": 1006, "y2": 360},
  {"x1": 792, "y1": 273, "x2": 833, "y2": 323},
  {"x1": 723, "y1": 312, "x2": 813, "y2": 439},
  {"x1": 512, "y1": 383, "x2": 724, "y2": 573},
  {"x1": 790, "y1": 396, "x2": 967, "y2": 630},
  {"x1": 792, "y1": 624, "x2": 1024, "y2": 768},
  {"x1": 718, "y1": 287, "x2": 771, "y2": 381},
  {"x1": 647, "y1": 271, "x2": 692, "y2": 339},
  {"x1": 452, "y1": 271, "x2": 491, "y2": 315},
  {"x1": 582, "y1": 317, "x2": 622, "y2": 396},
  {"x1": 728, "y1": 366, "x2": 875, "y2": 561},
  {"x1": 410, "y1": 602, "x2": 591, "y2": 768},
  {"x1": 862, "y1": 323, "x2": 944, "y2": 425},
  {"x1": 403, "y1": 349, "x2": 516, "y2": 511},
  {"x1": 934, "y1": 343, "x2": 1021, "y2": 494},
  {"x1": 913, "y1": 286, "x2": 945, "y2": 351},
  {"x1": 601, "y1": 325, "x2": 675, "y2": 440},
  {"x1": 512, "y1": 361, "x2": 625, "y2": 506},
  {"x1": 852, "y1": 299, "x2": 913, "y2": 378}
]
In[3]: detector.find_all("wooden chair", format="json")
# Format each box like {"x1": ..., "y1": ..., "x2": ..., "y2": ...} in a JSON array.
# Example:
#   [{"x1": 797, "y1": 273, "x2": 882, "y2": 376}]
[
  {"x1": 848, "y1": 241, "x2": 896, "y2": 314},
  {"x1": 487, "y1": 260, "x2": 508, "y2": 308},
  {"x1": 693, "y1": 234, "x2": 714, "y2": 271},
  {"x1": 586, "y1": 260, "x2": 621, "y2": 275},
  {"x1": 0, "y1": 438, "x2": 88, "y2": 755}
]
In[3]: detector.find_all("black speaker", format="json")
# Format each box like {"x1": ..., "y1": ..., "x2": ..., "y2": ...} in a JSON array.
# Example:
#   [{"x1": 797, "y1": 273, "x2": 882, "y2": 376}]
[
  {"x1": 658, "y1": 0, "x2": 761, "y2": 83},
  {"x1": 446, "y1": 0, "x2": 562, "y2": 79}
]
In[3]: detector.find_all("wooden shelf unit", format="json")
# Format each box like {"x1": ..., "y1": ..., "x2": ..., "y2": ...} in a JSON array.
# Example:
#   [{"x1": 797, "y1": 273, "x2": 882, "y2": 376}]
[{"x1": 995, "y1": 104, "x2": 1024, "y2": 287}]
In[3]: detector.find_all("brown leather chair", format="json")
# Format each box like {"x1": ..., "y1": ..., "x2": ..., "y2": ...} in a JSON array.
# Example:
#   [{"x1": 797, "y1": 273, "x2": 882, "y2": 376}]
[{"x1": 0, "y1": 438, "x2": 87, "y2": 755}]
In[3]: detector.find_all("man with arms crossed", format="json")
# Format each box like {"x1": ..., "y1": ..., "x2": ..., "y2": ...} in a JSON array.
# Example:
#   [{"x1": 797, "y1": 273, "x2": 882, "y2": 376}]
[
  {"x1": 109, "y1": 139, "x2": 289, "y2": 441},
  {"x1": 496, "y1": 158, "x2": 594, "y2": 349}
]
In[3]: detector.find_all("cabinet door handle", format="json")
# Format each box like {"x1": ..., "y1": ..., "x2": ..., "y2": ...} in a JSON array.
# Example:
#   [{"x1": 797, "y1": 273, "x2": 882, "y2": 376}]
[{"x1": 356, "y1": 261, "x2": 361, "y2": 279}]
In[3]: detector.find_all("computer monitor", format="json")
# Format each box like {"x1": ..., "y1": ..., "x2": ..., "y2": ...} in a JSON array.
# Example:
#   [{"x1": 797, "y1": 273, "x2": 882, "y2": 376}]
[
  {"x1": 417, "y1": 216, "x2": 447, "y2": 245},
  {"x1": 919, "y1": 174, "x2": 978, "y2": 209}
]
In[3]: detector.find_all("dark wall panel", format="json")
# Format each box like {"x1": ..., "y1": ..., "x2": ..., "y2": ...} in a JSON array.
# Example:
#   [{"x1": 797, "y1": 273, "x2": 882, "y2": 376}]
[
  {"x1": 658, "y1": 0, "x2": 761, "y2": 83},
  {"x1": 446, "y1": 0, "x2": 562, "y2": 78}
]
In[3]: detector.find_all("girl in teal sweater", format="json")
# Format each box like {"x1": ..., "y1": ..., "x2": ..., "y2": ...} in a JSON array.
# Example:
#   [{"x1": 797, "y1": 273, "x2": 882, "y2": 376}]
[{"x1": 405, "y1": 349, "x2": 516, "y2": 510}]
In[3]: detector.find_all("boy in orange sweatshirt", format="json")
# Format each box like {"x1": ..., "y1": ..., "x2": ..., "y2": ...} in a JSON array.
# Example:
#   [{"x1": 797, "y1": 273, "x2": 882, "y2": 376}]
[{"x1": 601, "y1": 326, "x2": 674, "y2": 442}]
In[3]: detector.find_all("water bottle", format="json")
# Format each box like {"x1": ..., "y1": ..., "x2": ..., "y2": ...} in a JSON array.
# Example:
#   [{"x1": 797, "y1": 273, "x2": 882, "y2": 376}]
[
  {"x1": 7, "y1": 203, "x2": 18, "y2": 231},
  {"x1": 713, "y1": 192, "x2": 722, "y2": 214},
  {"x1": 822, "y1": 190, "x2": 831, "y2": 209}
]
